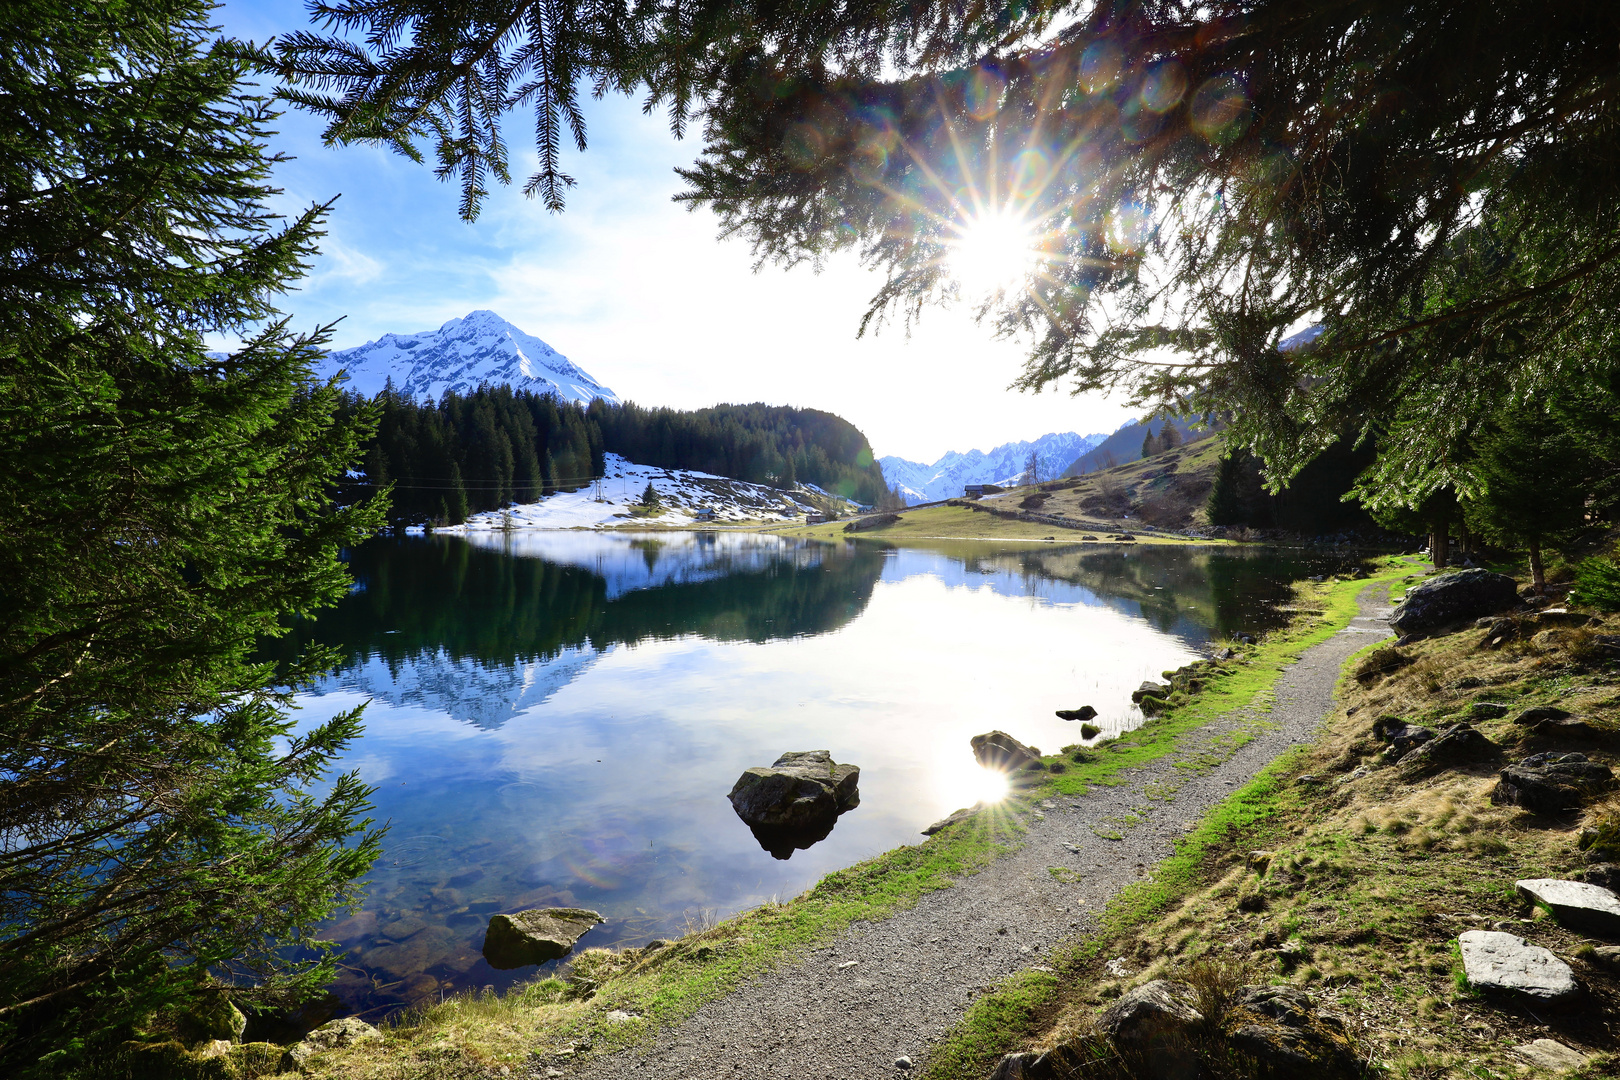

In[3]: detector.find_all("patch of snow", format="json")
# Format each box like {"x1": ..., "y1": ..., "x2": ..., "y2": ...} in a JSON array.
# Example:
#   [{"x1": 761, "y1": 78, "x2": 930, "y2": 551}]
[{"x1": 436, "y1": 454, "x2": 819, "y2": 532}]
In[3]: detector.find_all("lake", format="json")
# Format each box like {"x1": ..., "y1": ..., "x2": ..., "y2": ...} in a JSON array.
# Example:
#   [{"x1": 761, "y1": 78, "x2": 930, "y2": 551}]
[{"x1": 278, "y1": 532, "x2": 1356, "y2": 1017}]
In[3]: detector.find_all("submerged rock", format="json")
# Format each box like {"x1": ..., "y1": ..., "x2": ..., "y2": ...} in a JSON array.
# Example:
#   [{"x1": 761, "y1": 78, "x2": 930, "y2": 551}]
[
  {"x1": 1055, "y1": 705, "x2": 1098, "y2": 723},
  {"x1": 481, "y1": 907, "x2": 604, "y2": 969},
  {"x1": 1515, "y1": 878, "x2": 1620, "y2": 938},
  {"x1": 970, "y1": 731, "x2": 1043, "y2": 772},
  {"x1": 1457, "y1": 930, "x2": 1579, "y2": 1004},
  {"x1": 728, "y1": 750, "x2": 860, "y2": 858},
  {"x1": 1390, "y1": 569, "x2": 1519, "y2": 635},
  {"x1": 1492, "y1": 753, "x2": 1616, "y2": 813}
]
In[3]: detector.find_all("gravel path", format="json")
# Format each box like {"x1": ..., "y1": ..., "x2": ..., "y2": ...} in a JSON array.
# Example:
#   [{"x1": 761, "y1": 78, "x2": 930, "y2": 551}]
[{"x1": 565, "y1": 584, "x2": 1394, "y2": 1080}]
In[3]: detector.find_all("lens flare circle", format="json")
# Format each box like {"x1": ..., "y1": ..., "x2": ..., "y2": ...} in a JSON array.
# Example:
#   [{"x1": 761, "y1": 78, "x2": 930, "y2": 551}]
[{"x1": 950, "y1": 210, "x2": 1040, "y2": 297}]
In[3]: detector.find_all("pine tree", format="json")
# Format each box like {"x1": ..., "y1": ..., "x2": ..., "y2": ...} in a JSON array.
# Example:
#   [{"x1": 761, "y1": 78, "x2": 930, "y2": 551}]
[
  {"x1": 1469, "y1": 406, "x2": 1593, "y2": 594},
  {"x1": 641, "y1": 481, "x2": 661, "y2": 506},
  {"x1": 1207, "y1": 451, "x2": 1245, "y2": 527},
  {"x1": 1141, "y1": 429, "x2": 1157, "y2": 460},
  {"x1": 1161, "y1": 422, "x2": 1184, "y2": 452},
  {"x1": 1, "y1": 2, "x2": 385, "y2": 1071},
  {"x1": 447, "y1": 461, "x2": 470, "y2": 524}
]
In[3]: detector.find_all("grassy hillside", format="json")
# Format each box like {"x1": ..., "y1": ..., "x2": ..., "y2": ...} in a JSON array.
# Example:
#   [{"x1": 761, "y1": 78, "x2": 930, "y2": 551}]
[{"x1": 924, "y1": 565, "x2": 1620, "y2": 1080}]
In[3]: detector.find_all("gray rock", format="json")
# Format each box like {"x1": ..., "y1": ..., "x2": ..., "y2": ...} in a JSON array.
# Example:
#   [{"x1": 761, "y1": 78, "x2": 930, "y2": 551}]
[
  {"x1": 1514, "y1": 705, "x2": 1573, "y2": 727},
  {"x1": 1578, "y1": 863, "x2": 1620, "y2": 890},
  {"x1": 987, "y1": 1050, "x2": 1053, "y2": 1080},
  {"x1": 970, "y1": 731, "x2": 1042, "y2": 772},
  {"x1": 1372, "y1": 715, "x2": 1435, "y2": 757},
  {"x1": 281, "y1": 1017, "x2": 381, "y2": 1072},
  {"x1": 1390, "y1": 569, "x2": 1519, "y2": 634},
  {"x1": 1591, "y1": 945, "x2": 1620, "y2": 969},
  {"x1": 1515, "y1": 878, "x2": 1620, "y2": 938},
  {"x1": 1131, "y1": 681, "x2": 1172, "y2": 703},
  {"x1": 1095, "y1": 979, "x2": 1203, "y2": 1054},
  {"x1": 728, "y1": 750, "x2": 860, "y2": 830},
  {"x1": 1226, "y1": 985, "x2": 1359, "y2": 1078},
  {"x1": 922, "y1": 803, "x2": 982, "y2": 836},
  {"x1": 1399, "y1": 723, "x2": 1500, "y2": 773},
  {"x1": 1055, "y1": 705, "x2": 1098, "y2": 723},
  {"x1": 1492, "y1": 753, "x2": 1616, "y2": 813},
  {"x1": 1457, "y1": 930, "x2": 1579, "y2": 1004},
  {"x1": 1511, "y1": 1038, "x2": 1588, "y2": 1071},
  {"x1": 482, "y1": 907, "x2": 604, "y2": 969},
  {"x1": 894, "y1": 1055, "x2": 913, "y2": 1069}
]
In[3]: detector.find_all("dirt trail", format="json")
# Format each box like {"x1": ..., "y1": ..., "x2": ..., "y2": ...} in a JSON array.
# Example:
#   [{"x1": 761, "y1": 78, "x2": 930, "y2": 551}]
[{"x1": 567, "y1": 583, "x2": 1394, "y2": 1080}]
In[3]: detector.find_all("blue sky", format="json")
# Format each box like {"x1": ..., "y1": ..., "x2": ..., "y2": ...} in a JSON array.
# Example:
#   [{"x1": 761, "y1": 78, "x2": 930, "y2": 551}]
[{"x1": 218, "y1": 0, "x2": 1134, "y2": 462}]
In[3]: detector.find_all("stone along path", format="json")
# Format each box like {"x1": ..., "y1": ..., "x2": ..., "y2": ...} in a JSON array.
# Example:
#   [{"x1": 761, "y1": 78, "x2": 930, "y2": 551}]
[{"x1": 564, "y1": 584, "x2": 1395, "y2": 1080}]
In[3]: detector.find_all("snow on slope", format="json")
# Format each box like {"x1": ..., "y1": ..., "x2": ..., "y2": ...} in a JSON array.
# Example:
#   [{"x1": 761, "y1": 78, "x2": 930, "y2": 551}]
[
  {"x1": 878, "y1": 431, "x2": 1107, "y2": 504},
  {"x1": 317, "y1": 310, "x2": 618, "y2": 405},
  {"x1": 437, "y1": 453, "x2": 819, "y2": 531}
]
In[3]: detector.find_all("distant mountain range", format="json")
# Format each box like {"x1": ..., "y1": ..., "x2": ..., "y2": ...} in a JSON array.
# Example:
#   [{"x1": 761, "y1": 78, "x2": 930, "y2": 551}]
[
  {"x1": 316, "y1": 310, "x2": 618, "y2": 405},
  {"x1": 879, "y1": 432, "x2": 1107, "y2": 504}
]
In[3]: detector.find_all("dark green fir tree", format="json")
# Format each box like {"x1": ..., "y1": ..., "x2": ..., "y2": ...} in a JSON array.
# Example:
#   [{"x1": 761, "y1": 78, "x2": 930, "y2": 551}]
[{"x1": 0, "y1": 2, "x2": 386, "y2": 1073}]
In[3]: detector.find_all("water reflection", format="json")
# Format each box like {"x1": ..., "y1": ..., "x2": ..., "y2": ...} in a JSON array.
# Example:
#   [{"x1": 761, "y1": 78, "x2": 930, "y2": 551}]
[{"x1": 281, "y1": 534, "x2": 1356, "y2": 1018}]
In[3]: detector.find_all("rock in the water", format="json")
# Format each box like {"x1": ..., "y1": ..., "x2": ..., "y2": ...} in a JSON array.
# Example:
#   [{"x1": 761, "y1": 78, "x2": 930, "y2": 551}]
[
  {"x1": 1457, "y1": 930, "x2": 1579, "y2": 1004},
  {"x1": 922, "y1": 803, "x2": 982, "y2": 836},
  {"x1": 1512, "y1": 1039, "x2": 1588, "y2": 1071},
  {"x1": 1390, "y1": 569, "x2": 1519, "y2": 635},
  {"x1": 1492, "y1": 753, "x2": 1616, "y2": 812},
  {"x1": 1055, "y1": 705, "x2": 1098, "y2": 723},
  {"x1": 747, "y1": 817, "x2": 836, "y2": 860},
  {"x1": 1399, "y1": 723, "x2": 1500, "y2": 773},
  {"x1": 1095, "y1": 980, "x2": 1203, "y2": 1055},
  {"x1": 1515, "y1": 878, "x2": 1620, "y2": 938},
  {"x1": 970, "y1": 731, "x2": 1042, "y2": 772},
  {"x1": 1131, "y1": 681, "x2": 1172, "y2": 703},
  {"x1": 729, "y1": 750, "x2": 860, "y2": 826},
  {"x1": 281, "y1": 1017, "x2": 381, "y2": 1072},
  {"x1": 482, "y1": 908, "x2": 604, "y2": 969}
]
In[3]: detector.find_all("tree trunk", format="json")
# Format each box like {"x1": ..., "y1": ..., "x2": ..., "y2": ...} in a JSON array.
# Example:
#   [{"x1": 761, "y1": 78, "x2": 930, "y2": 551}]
[
  {"x1": 1529, "y1": 538, "x2": 1545, "y2": 596},
  {"x1": 1431, "y1": 528, "x2": 1449, "y2": 569}
]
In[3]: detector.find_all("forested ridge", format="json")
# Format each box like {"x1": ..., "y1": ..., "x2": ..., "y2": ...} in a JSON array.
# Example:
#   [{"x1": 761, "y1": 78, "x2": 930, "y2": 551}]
[{"x1": 345, "y1": 386, "x2": 891, "y2": 525}]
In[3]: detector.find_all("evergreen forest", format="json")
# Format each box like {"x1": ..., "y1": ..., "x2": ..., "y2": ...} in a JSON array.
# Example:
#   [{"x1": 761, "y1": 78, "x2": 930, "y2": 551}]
[{"x1": 347, "y1": 388, "x2": 891, "y2": 525}]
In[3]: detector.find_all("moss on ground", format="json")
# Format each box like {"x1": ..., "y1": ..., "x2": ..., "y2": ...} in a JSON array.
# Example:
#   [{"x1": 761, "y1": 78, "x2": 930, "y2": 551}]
[{"x1": 924, "y1": 561, "x2": 1620, "y2": 1080}]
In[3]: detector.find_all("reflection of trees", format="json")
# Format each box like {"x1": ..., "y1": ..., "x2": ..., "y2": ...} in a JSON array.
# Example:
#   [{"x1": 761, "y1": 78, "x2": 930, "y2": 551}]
[
  {"x1": 269, "y1": 536, "x2": 885, "y2": 672},
  {"x1": 987, "y1": 545, "x2": 1355, "y2": 636}
]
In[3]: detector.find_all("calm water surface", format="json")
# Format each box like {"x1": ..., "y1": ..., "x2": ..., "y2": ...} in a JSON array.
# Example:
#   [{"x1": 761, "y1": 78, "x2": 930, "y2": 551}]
[{"x1": 281, "y1": 533, "x2": 1358, "y2": 1016}]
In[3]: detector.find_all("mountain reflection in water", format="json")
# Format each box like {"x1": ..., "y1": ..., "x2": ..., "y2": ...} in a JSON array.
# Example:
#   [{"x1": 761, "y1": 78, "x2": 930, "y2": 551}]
[{"x1": 277, "y1": 533, "x2": 1358, "y2": 1018}]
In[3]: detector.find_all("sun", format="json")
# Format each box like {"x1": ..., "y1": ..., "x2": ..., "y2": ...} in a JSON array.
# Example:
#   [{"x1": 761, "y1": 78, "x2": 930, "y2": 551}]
[{"x1": 950, "y1": 210, "x2": 1040, "y2": 297}]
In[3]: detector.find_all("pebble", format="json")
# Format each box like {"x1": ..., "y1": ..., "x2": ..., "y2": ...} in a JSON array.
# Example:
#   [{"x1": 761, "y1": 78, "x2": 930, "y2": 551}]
[
  {"x1": 895, "y1": 1056, "x2": 914, "y2": 1069},
  {"x1": 837, "y1": 960, "x2": 859, "y2": 969}
]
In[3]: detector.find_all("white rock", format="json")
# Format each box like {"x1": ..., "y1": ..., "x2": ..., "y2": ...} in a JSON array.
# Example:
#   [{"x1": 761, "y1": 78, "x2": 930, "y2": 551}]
[
  {"x1": 1515, "y1": 878, "x2": 1620, "y2": 938},
  {"x1": 1457, "y1": 930, "x2": 1579, "y2": 1003},
  {"x1": 1512, "y1": 1038, "x2": 1588, "y2": 1070}
]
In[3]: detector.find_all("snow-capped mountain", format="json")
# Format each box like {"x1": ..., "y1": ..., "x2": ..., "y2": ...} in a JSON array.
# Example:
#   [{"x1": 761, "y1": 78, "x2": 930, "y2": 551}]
[
  {"x1": 317, "y1": 310, "x2": 618, "y2": 405},
  {"x1": 879, "y1": 432, "x2": 1107, "y2": 504}
]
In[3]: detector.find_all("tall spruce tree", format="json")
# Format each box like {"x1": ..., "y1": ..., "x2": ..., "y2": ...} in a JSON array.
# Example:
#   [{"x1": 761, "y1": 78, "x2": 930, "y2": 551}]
[
  {"x1": 0, "y1": 2, "x2": 385, "y2": 1072},
  {"x1": 1468, "y1": 406, "x2": 1594, "y2": 594}
]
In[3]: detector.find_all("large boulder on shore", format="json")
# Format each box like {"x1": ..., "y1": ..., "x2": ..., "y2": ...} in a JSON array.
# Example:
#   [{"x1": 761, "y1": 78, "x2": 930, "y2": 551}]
[
  {"x1": 728, "y1": 750, "x2": 860, "y2": 829},
  {"x1": 1390, "y1": 569, "x2": 1519, "y2": 635},
  {"x1": 970, "y1": 731, "x2": 1043, "y2": 772},
  {"x1": 481, "y1": 907, "x2": 604, "y2": 970},
  {"x1": 1398, "y1": 722, "x2": 1501, "y2": 774},
  {"x1": 1491, "y1": 752, "x2": 1616, "y2": 813}
]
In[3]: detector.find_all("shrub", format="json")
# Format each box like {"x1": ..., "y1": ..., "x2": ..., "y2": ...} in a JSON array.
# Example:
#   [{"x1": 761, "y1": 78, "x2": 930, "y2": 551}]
[{"x1": 1573, "y1": 556, "x2": 1620, "y2": 611}]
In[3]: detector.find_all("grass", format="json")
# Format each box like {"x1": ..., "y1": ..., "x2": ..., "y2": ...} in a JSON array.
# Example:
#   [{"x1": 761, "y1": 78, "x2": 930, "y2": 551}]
[{"x1": 921, "y1": 559, "x2": 1620, "y2": 1080}]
